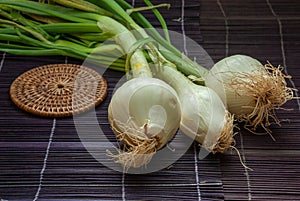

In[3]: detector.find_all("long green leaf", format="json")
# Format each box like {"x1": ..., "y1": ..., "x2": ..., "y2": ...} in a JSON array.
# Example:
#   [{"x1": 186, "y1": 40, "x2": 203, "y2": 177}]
[{"x1": 0, "y1": 0, "x2": 92, "y2": 23}]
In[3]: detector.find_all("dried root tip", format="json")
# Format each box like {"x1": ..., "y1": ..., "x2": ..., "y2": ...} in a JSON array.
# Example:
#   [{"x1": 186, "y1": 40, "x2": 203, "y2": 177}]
[
  {"x1": 212, "y1": 111, "x2": 235, "y2": 154},
  {"x1": 108, "y1": 119, "x2": 159, "y2": 170},
  {"x1": 230, "y1": 62, "x2": 294, "y2": 135},
  {"x1": 230, "y1": 145, "x2": 253, "y2": 171},
  {"x1": 107, "y1": 139, "x2": 157, "y2": 171}
]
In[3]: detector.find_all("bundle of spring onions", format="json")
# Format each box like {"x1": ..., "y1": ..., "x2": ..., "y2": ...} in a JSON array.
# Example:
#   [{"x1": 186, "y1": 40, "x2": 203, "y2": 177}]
[{"x1": 0, "y1": 0, "x2": 294, "y2": 169}]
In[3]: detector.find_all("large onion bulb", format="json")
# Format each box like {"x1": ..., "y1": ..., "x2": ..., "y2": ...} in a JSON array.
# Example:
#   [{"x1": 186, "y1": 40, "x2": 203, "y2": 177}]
[{"x1": 108, "y1": 77, "x2": 181, "y2": 168}]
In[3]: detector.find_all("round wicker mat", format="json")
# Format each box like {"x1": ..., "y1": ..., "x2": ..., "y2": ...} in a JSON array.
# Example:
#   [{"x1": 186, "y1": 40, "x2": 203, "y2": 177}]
[{"x1": 10, "y1": 64, "x2": 108, "y2": 117}]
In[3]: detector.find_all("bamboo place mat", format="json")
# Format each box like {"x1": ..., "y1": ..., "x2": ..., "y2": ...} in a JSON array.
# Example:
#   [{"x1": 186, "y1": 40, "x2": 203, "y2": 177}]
[{"x1": 0, "y1": 0, "x2": 299, "y2": 200}]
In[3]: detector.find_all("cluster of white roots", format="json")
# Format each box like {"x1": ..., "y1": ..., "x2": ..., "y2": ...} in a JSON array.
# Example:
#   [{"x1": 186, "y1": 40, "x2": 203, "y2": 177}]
[
  {"x1": 107, "y1": 118, "x2": 159, "y2": 170},
  {"x1": 212, "y1": 110, "x2": 235, "y2": 154},
  {"x1": 229, "y1": 62, "x2": 294, "y2": 136}
]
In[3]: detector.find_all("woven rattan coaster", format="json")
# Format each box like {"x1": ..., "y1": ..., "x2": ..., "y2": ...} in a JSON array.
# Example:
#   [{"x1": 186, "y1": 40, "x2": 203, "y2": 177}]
[{"x1": 10, "y1": 64, "x2": 108, "y2": 117}]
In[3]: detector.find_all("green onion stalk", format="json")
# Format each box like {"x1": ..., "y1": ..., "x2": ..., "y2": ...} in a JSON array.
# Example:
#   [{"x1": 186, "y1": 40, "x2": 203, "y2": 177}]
[
  {"x1": 0, "y1": 2, "x2": 125, "y2": 71},
  {"x1": 85, "y1": 0, "x2": 208, "y2": 78}
]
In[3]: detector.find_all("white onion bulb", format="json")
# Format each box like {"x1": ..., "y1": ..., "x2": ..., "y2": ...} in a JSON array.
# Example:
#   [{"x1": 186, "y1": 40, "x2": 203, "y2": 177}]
[
  {"x1": 179, "y1": 84, "x2": 234, "y2": 153},
  {"x1": 152, "y1": 65, "x2": 234, "y2": 153},
  {"x1": 205, "y1": 54, "x2": 293, "y2": 133},
  {"x1": 108, "y1": 77, "x2": 181, "y2": 168}
]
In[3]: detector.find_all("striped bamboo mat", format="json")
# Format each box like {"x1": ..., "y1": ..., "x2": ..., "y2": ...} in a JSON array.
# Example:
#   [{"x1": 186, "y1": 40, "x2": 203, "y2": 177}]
[{"x1": 0, "y1": 0, "x2": 299, "y2": 200}]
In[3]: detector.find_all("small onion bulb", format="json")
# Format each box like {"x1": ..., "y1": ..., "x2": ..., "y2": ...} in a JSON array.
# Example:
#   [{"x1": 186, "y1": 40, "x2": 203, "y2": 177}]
[
  {"x1": 180, "y1": 84, "x2": 234, "y2": 153},
  {"x1": 108, "y1": 77, "x2": 181, "y2": 168},
  {"x1": 205, "y1": 54, "x2": 293, "y2": 133}
]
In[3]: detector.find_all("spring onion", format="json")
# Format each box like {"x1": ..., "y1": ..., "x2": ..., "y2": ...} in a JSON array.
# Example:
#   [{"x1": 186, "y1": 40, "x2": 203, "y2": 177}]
[{"x1": 94, "y1": 15, "x2": 182, "y2": 169}]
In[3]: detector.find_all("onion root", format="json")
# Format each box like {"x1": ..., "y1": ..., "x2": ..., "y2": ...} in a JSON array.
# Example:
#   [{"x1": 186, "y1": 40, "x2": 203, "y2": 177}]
[
  {"x1": 107, "y1": 117, "x2": 159, "y2": 170},
  {"x1": 212, "y1": 111, "x2": 235, "y2": 154},
  {"x1": 229, "y1": 62, "x2": 294, "y2": 135}
]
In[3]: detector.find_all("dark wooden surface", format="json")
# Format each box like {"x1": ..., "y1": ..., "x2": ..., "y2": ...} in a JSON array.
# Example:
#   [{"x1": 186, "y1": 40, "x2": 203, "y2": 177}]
[{"x1": 0, "y1": 0, "x2": 300, "y2": 200}]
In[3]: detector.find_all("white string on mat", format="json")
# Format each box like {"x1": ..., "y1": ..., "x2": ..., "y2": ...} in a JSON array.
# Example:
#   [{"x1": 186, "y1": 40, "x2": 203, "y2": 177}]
[
  {"x1": 266, "y1": 0, "x2": 300, "y2": 111},
  {"x1": 193, "y1": 143, "x2": 202, "y2": 201},
  {"x1": 217, "y1": 0, "x2": 229, "y2": 57},
  {"x1": 121, "y1": 172, "x2": 126, "y2": 201},
  {"x1": 0, "y1": 49, "x2": 6, "y2": 72},
  {"x1": 180, "y1": 0, "x2": 201, "y2": 200},
  {"x1": 240, "y1": 133, "x2": 252, "y2": 201},
  {"x1": 33, "y1": 118, "x2": 56, "y2": 201},
  {"x1": 181, "y1": 0, "x2": 188, "y2": 56},
  {"x1": 4, "y1": 183, "x2": 223, "y2": 188},
  {"x1": 217, "y1": 1, "x2": 253, "y2": 200},
  {"x1": 33, "y1": 56, "x2": 68, "y2": 201}
]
